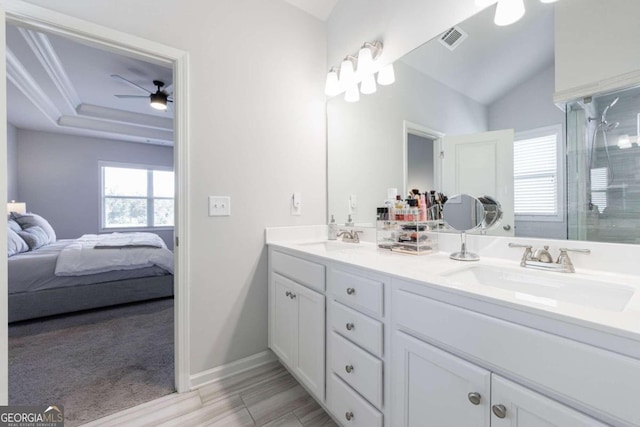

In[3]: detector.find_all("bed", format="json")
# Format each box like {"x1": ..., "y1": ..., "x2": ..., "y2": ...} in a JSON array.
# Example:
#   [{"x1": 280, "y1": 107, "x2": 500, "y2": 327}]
[{"x1": 8, "y1": 213, "x2": 174, "y2": 323}]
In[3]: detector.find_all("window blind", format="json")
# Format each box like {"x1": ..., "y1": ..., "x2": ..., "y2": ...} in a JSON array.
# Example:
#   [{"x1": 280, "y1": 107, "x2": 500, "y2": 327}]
[
  {"x1": 590, "y1": 167, "x2": 608, "y2": 213},
  {"x1": 514, "y1": 133, "x2": 558, "y2": 215}
]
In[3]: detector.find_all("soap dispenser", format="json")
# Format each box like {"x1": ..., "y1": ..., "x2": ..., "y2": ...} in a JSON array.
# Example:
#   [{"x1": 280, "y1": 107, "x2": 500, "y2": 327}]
[
  {"x1": 328, "y1": 214, "x2": 338, "y2": 240},
  {"x1": 346, "y1": 214, "x2": 355, "y2": 227}
]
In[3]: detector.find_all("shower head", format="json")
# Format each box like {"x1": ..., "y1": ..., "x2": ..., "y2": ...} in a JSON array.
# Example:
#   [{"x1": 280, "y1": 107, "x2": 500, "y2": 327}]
[
  {"x1": 602, "y1": 97, "x2": 619, "y2": 121},
  {"x1": 606, "y1": 121, "x2": 620, "y2": 130}
]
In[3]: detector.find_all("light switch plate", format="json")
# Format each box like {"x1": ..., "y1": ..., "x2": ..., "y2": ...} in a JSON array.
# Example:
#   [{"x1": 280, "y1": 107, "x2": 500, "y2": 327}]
[
  {"x1": 209, "y1": 196, "x2": 231, "y2": 216},
  {"x1": 291, "y1": 192, "x2": 302, "y2": 216}
]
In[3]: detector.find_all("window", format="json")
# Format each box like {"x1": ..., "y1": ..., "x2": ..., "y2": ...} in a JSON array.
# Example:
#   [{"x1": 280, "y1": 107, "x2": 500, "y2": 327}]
[
  {"x1": 513, "y1": 125, "x2": 564, "y2": 221},
  {"x1": 101, "y1": 162, "x2": 174, "y2": 229},
  {"x1": 590, "y1": 167, "x2": 608, "y2": 213}
]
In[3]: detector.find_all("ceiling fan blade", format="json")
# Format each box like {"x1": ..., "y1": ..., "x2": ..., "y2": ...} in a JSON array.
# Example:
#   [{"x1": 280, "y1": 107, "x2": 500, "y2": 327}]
[
  {"x1": 111, "y1": 74, "x2": 152, "y2": 94},
  {"x1": 163, "y1": 83, "x2": 173, "y2": 94},
  {"x1": 115, "y1": 94, "x2": 149, "y2": 99}
]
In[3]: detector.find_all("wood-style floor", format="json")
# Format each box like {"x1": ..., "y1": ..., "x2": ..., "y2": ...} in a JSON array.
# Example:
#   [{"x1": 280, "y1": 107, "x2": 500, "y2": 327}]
[{"x1": 83, "y1": 360, "x2": 338, "y2": 427}]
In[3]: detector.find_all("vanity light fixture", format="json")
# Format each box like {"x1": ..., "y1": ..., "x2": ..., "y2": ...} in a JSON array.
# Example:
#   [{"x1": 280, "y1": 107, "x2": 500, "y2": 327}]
[
  {"x1": 539, "y1": 0, "x2": 558, "y2": 3},
  {"x1": 377, "y1": 63, "x2": 395, "y2": 86},
  {"x1": 494, "y1": 0, "x2": 525, "y2": 26},
  {"x1": 325, "y1": 40, "x2": 392, "y2": 101},
  {"x1": 324, "y1": 67, "x2": 341, "y2": 97}
]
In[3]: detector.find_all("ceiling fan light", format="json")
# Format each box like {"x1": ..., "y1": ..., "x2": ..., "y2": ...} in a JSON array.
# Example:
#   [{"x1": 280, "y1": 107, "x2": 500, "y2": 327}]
[
  {"x1": 150, "y1": 93, "x2": 167, "y2": 111},
  {"x1": 494, "y1": 0, "x2": 525, "y2": 26}
]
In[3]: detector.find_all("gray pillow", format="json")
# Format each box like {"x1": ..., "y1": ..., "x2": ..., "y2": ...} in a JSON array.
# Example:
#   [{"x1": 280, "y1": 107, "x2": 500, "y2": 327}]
[
  {"x1": 17, "y1": 225, "x2": 49, "y2": 250},
  {"x1": 7, "y1": 226, "x2": 29, "y2": 257},
  {"x1": 7, "y1": 220, "x2": 21, "y2": 233},
  {"x1": 10, "y1": 212, "x2": 56, "y2": 244}
]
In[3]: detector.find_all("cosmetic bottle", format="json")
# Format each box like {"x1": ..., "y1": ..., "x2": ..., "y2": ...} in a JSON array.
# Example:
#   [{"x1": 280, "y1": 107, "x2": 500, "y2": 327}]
[{"x1": 328, "y1": 214, "x2": 337, "y2": 240}]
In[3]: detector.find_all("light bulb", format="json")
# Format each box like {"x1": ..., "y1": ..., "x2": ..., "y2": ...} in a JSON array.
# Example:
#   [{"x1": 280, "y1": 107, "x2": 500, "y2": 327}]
[
  {"x1": 475, "y1": 0, "x2": 498, "y2": 7},
  {"x1": 539, "y1": 0, "x2": 558, "y2": 3},
  {"x1": 377, "y1": 63, "x2": 395, "y2": 86},
  {"x1": 618, "y1": 134, "x2": 632, "y2": 149},
  {"x1": 360, "y1": 74, "x2": 377, "y2": 95},
  {"x1": 345, "y1": 83, "x2": 360, "y2": 103},
  {"x1": 494, "y1": 0, "x2": 525, "y2": 26},
  {"x1": 357, "y1": 46, "x2": 374, "y2": 75},
  {"x1": 340, "y1": 58, "x2": 355, "y2": 87},
  {"x1": 324, "y1": 68, "x2": 341, "y2": 97}
]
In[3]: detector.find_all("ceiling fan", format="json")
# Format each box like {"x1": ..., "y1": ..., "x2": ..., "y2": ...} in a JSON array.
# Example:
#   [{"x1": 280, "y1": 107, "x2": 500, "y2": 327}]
[{"x1": 111, "y1": 74, "x2": 173, "y2": 111}]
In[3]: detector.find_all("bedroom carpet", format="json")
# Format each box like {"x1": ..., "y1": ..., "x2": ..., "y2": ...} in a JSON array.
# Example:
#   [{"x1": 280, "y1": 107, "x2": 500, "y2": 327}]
[{"x1": 9, "y1": 297, "x2": 174, "y2": 426}]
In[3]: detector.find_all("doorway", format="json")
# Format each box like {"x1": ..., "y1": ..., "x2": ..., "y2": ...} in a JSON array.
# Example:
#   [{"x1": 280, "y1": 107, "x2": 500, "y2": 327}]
[{"x1": 1, "y1": 0, "x2": 190, "y2": 411}]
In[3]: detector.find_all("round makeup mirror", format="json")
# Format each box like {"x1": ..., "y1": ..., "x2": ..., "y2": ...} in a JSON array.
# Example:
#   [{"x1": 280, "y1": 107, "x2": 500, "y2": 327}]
[{"x1": 443, "y1": 194, "x2": 503, "y2": 261}]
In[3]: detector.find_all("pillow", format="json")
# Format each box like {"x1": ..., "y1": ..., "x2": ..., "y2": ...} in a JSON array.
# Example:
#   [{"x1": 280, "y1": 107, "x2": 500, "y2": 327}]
[
  {"x1": 10, "y1": 212, "x2": 56, "y2": 244},
  {"x1": 17, "y1": 225, "x2": 49, "y2": 251},
  {"x1": 7, "y1": 220, "x2": 21, "y2": 233},
  {"x1": 7, "y1": 226, "x2": 29, "y2": 257}
]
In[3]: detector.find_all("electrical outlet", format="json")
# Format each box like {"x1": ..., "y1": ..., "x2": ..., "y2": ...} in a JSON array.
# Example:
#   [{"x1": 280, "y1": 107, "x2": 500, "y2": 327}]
[
  {"x1": 291, "y1": 192, "x2": 302, "y2": 216},
  {"x1": 209, "y1": 196, "x2": 231, "y2": 216}
]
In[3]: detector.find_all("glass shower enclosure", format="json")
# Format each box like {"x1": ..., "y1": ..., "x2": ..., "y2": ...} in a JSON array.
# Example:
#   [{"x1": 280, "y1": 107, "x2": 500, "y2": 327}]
[{"x1": 567, "y1": 85, "x2": 640, "y2": 243}]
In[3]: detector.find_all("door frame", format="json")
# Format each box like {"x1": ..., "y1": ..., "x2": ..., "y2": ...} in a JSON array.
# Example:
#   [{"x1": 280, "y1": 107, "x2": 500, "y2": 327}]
[
  {"x1": 0, "y1": 0, "x2": 191, "y2": 402},
  {"x1": 403, "y1": 120, "x2": 445, "y2": 196}
]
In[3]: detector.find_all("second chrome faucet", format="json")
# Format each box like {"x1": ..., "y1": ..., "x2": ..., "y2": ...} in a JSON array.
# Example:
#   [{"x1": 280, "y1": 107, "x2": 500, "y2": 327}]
[{"x1": 508, "y1": 243, "x2": 591, "y2": 273}]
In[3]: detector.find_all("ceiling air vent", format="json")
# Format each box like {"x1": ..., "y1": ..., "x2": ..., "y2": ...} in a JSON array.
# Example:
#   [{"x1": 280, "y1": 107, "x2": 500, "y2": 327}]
[{"x1": 438, "y1": 26, "x2": 468, "y2": 51}]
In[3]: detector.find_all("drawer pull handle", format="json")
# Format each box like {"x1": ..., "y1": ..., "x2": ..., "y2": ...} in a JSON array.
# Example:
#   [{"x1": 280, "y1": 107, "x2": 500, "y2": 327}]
[
  {"x1": 467, "y1": 392, "x2": 481, "y2": 405},
  {"x1": 345, "y1": 364, "x2": 354, "y2": 373},
  {"x1": 345, "y1": 411, "x2": 354, "y2": 421},
  {"x1": 346, "y1": 323, "x2": 355, "y2": 331},
  {"x1": 492, "y1": 404, "x2": 507, "y2": 419},
  {"x1": 346, "y1": 287, "x2": 356, "y2": 295}
]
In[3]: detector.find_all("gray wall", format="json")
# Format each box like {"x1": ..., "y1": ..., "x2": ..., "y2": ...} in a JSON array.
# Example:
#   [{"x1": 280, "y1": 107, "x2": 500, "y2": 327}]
[
  {"x1": 6, "y1": 123, "x2": 18, "y2": 201},
  {"x1": 17, "y1": 129, "x2": 174, "y2": 248},
  {"x1": 407, "y1": 134, "x2": 435, "y2": 192},
  {"x1": 488, "y1": 64, "x2": 567, "y2": 239}
]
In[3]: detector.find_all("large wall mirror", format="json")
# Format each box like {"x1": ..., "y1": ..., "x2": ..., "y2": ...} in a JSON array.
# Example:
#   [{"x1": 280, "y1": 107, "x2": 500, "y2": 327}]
[{"x1": 328, "y1": 0, "x2": 640, "y2": 244}]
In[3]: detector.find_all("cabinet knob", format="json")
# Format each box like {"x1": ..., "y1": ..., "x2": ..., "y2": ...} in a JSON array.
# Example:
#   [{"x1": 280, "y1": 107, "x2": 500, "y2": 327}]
[
  {"x1": 290, "y1": 293, "x2": 296, "y2": 299},
  {"x1": 345, "y1": 411, "x2": 354, "y2": 421},
  {"x1": 285, "y1": 291, "x2": 291, "y2": 297},
  {"x1": 346, "y1": 323, "x2": 355, "y2": 331},
  {"x1": 467, "y1": 392, "x2": 481, "y2": 405},
  {"x1": 346, "y1": 287, "x2": 356, "y2": 295},
  {"x1": 345, "y1": 364, "x2": 354, "y2": 373},
  {"x1": 492, "y1": 404, "x2": 507, "y2": 419}
]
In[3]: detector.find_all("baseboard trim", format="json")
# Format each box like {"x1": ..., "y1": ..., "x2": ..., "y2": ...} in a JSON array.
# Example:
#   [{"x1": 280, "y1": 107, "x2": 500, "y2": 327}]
[{"x1": 189, "y1": 350, "x2": 277, "y2": 390}]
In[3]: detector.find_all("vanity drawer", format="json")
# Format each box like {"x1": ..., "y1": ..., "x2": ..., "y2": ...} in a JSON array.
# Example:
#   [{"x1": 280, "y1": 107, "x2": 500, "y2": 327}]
[
  {"x1": 329, "y1": 331, "x2": 383, "y2": 409},
  {"x1": 327, "y1": 373, "x2": 383, "y2": 427},
  {"x1": 329, "y1": 300, "x2": 383, "y2": 358},
  {"x1": 271, "y1": 250, "x2": 325, "y2": 292},
  {"x1": 328, "y1": 268, "x2": 384, "y2": 317}
]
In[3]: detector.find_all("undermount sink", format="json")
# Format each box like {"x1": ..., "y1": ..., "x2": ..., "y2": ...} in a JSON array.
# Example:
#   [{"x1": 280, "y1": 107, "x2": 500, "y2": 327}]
[
  {"x1": 296, "y1": 241, "x2": 359, "y2": 251},
  {"x1": 440, "y1": 265, "x2": 635, "y2": 312}
]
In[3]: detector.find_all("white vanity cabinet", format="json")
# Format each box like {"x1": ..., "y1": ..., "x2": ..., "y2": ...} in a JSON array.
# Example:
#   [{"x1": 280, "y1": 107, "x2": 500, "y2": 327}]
[
  {"x1": 269, "y1": 250, "x2": 326, "y2": 401},
  {"x1": 326, "y1": 266, "x2": 389, "y2": 427}
]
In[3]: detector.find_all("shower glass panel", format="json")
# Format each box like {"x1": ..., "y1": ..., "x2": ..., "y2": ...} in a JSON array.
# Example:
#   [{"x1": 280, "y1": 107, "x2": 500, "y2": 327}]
[{"x1": 567, "y1": 85, "x2": 640, "y2": 243}]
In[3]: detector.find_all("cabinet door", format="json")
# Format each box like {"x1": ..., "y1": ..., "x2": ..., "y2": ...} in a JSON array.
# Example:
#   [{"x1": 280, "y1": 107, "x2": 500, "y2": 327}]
[
  {"x1": 491, "y1": 375, "x2": 607, "y2": 427},
  {"x1": 294, "y1": 282, "x2": 325, "y2": 401},
  {"x1": 392, "y1": 331, "x2": 491, "y2": 427},
  {"x1": 270, "y1": 273, "x2": 297, "y2": 368}
]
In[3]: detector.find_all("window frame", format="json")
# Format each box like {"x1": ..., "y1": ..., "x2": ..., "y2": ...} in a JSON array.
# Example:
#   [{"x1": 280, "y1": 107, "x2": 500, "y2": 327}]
[
  {"x1": 513, "y1": 124, "x2": 565, "y2": 223},
  {"x1": 99, "y1": 161, "x2": 175, "y2": 232}
]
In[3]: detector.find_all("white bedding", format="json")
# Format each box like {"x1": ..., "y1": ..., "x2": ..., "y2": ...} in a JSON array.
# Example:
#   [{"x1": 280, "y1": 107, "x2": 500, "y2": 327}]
[{"x1": 55, "y1": 233, "x2": 174, "y2": 276}]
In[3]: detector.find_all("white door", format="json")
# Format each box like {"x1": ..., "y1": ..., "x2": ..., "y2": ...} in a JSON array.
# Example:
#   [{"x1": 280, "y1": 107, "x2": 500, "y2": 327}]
[
  {"x1": 392, "y1": 331, "x2": 491, "y2": 427},
  {"x1": 293, "y1": 282, "x2": 325, "y2": 401},
  {"x1": 0, "y1": 3, "x2": 8, "y2": 406},
  {"x1": 270, "y1": 273, "x2": 297, "y2": 369},
  {"x1": 491, "y1": 375, "x2": 607, "y2": 427},
  {"x1": 441, "y1": 129, "x2": 515, "y2": 236}
]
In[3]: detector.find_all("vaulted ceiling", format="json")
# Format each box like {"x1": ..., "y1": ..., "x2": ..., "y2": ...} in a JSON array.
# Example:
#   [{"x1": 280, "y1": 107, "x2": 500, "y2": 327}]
[{"x1": 6, "y1": 23, "x2": 174, "y2": 146}]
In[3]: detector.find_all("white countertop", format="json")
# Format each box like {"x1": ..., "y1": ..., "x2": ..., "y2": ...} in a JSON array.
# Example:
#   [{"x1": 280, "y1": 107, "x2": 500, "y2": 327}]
[{"x1": 266, "y1": 227, "x2": 640, "y2": 348}]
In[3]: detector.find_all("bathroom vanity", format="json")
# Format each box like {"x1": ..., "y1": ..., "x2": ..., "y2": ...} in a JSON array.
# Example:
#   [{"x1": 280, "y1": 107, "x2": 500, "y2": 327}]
[{"x1": 267, "y1": 228, "x2": 640, "y2": 427}]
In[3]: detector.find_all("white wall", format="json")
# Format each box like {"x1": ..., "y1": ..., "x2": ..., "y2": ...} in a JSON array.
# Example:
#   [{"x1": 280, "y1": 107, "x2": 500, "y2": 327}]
[
  {"x1": 328, "y1": 61, "x2": 487, "y2": 225},
  {"x1": 488, "y1": 64, "x2": 567, "y2": 239},
  {"x1": 16, "y1": 129, "x2": 174, "y2": 247},
  {"x1": 6, "y1": 123, "x2": 17, "y2": 201},
  {"x1": 555, "y1": 0, "x2": 640, "y2": 96},
  {"x1": 18, "y1": 0, "x2": 327, "y2": 376},
  {"x1": 327, "y1": 0, "x2": 482, "y2": 69}
]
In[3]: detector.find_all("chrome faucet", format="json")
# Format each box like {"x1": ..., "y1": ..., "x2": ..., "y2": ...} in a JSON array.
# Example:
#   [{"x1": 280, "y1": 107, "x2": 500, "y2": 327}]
[
  {"x1": 337, "y1": 229, "x2": 362, "y2": 243},
  {"x1": 508, "y1": 243, "x2": 591, "y2": 273}
]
